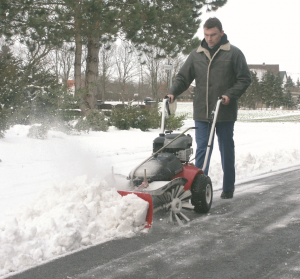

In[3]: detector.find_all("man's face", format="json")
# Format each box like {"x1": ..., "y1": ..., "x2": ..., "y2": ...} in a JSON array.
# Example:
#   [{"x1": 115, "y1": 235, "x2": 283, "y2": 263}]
[{"x1": 204, "y1": 27, "x2": 224, "y2": 48}]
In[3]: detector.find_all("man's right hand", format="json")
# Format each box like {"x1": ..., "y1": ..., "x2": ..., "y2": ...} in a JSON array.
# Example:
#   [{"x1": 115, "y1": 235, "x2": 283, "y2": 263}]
[
  {"x1": 167, "y1": 94, "x2": 174, "y2": 103},
  {"x1": 221, "y1": 95, "x2": 230, "y2": 105}
]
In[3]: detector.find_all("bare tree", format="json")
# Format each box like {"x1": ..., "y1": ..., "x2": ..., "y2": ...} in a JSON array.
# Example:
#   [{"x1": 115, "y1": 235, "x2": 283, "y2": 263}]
[
  {"x1": 115, "y1": 41, "x2": 139, "y2": 103},
  {"x1": 98, "y1": 44, "x2": 117, "y2": 103},
  {"x1": 142, "y1": 47, "x2": 166, "y2": 101},
  {"x1": 49, "y1": 44, "x2": 75, "y2": 86},
  {"x1": 162, "y1": 54, "x2": 186, "y2": 93}
]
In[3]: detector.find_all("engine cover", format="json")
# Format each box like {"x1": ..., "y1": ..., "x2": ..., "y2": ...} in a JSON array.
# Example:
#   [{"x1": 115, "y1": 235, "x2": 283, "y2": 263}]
[
  {"x1": 164, "y1": 133, "x2": 192, "y2": 150},
  {"x1": 131, "y1": 153, "x2": 183, "y2": 186}
]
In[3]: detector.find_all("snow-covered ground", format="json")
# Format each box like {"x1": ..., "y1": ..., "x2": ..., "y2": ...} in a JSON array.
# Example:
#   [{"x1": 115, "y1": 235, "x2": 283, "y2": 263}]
[{"x1": 1, "y1": 102, "x2": 300, "y2": 277}]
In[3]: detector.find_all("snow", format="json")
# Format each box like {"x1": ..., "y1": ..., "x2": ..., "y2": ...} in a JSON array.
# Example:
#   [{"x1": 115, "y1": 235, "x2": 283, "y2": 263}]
[{"x1": 1, "y1": 102, "x2": 300, "y2": 277}]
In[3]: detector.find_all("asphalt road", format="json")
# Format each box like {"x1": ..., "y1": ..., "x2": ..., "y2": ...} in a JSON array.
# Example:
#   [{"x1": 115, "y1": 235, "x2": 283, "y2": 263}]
[{"x1": 7, "y1": 167, "x2": 300, "y2": 279}]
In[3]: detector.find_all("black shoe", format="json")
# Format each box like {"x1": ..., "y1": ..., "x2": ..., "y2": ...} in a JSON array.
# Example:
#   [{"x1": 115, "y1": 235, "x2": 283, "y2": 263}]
[{"x1": 221, "y1": 190, "x2": 234, "y2": 199}]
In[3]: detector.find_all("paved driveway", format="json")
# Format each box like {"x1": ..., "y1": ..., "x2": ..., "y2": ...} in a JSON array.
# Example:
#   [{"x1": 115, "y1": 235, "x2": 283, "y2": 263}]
[{"x1": 7, "y1": 167, "x2": 300, "y2": 279}]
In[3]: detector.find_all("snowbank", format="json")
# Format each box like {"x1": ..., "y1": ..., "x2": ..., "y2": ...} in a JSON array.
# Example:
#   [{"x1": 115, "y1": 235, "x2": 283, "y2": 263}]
[{"x1": 0, "y1": 176, "x2": 148, "y2": 276}]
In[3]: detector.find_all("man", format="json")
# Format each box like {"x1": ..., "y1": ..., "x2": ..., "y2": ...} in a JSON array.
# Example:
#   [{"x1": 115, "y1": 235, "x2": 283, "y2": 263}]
[{"x1": 167, "y1": 17, "x2": 251, "y2": 199}]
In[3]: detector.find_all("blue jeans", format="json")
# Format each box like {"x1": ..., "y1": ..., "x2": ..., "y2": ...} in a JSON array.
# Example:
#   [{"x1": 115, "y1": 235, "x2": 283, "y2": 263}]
[{"x1": 194, "y1": 121, "x2": 235, "y2": 192}]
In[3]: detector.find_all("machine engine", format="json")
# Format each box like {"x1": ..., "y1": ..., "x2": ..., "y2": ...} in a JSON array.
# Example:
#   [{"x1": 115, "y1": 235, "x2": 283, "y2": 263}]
[
  {"x1": 129, "y1": 132, "x2": 194, "y2": 186},
  {"x1": 153, "y1": 132, "x2": 193, "y2": 163}
]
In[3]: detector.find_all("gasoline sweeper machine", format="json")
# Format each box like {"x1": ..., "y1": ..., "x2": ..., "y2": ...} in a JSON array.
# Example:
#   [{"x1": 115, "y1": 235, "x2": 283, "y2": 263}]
[{"x1": 114, "y1": 97, "x2": 223, "y2": 227}]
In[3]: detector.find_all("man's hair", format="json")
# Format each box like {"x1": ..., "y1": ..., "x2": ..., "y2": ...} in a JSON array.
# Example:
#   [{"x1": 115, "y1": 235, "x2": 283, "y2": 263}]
[{"x1": 203, "y1": 17, "x2": 223, "y2": 32}]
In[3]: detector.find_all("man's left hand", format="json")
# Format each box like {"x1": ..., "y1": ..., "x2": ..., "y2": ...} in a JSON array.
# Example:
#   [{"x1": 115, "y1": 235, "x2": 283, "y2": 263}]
[{"x1": 222, "y1": 95, "x2": 230, "y2": 105}]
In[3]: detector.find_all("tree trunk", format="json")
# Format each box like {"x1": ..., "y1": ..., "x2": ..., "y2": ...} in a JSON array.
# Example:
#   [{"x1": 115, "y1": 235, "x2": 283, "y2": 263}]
[
  {"x1": 101, "y1": 51, "x2": 106, "y2": 103},
  {"x1": 85, "y1": 35, "x2": 100, "y2": 109},
  {"x1": 152, "y1": 72, "x2": 158, "y2": 101},
  {"x1": 74, "y1": 20, "x2": 82, "y2": 97}
]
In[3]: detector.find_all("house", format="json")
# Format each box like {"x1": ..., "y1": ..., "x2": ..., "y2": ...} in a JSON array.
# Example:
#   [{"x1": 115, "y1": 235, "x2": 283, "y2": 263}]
[
  {"x1": 67, "y1": 79, "x2": 85, "y2": 95},
  {"x1": 289, "y1": 87, "x2": 300, "y2": 102},
  {"x1": 67, "y1": 80, "x2": 75, "y2": 89},
  {"x1": 279, "y1": 71, "x2": 288, "y2": 85},
  {"x1": 67, "y1": 80, "x2": 75, "y2": 95},
  {"x1": 248, "y1": 63, "x2": 287, "y2": 85},
  {"x1": 248, "y1": 64, "x2": 300, "y2": 104}
]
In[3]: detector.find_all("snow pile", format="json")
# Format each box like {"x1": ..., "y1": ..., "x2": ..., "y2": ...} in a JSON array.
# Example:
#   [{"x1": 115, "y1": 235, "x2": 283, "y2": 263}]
[
  {"x1": 0, "y1": 176, "x2": 148, "y2": 276},
  {"x1": 204, "y1": 122, "x2": 300, "y2": 189}
]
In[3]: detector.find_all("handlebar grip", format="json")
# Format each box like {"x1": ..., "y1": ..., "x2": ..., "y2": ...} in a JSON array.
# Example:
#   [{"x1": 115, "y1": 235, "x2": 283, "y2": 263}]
[{"x1": 164, "y1": 95, "x2": 171, "y2": 115}]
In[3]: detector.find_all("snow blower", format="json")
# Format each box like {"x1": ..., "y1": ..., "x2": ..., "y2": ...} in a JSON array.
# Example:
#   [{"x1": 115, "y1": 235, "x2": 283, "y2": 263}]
[{"x1": 113, "y1": 97, "x2": 223, "y2": 227}]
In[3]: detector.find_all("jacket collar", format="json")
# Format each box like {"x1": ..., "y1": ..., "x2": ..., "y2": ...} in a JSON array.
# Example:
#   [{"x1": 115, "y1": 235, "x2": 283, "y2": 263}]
[{"x1": 196, "y1": 42, "x2": 230, "y2": 53}]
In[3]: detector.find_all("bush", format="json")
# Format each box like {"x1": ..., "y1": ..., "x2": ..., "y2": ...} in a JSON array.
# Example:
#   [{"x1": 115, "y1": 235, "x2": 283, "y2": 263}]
[
  {"x1": 48, "y1": 120, "x2": 74, "y2": 135},
  {"x1": 9, "y1": 105, "x2": 31, "y2": 125},
  {"x1": 75, "y1": 109, "x2": 108, "y2": 132},
  {"x1": 110, "y1": 104, "x2": 161, "y2": 131},
  {"x1": 27, "y1": 124, "x2": 49, "y2": 139},
  {"x1": 109, "y1": 105, "x2": 133, "y2": 130},
  {"x1": 132, "y1": 106, "x2": 161, "y2": 131},
  {"x1": 165, "y1": 113, "x2": 187, "y2": 130},
  {"x1": 0, "y1": 108, "x2": 10, "y2": 138},
  {"x1": 110, "y1": 103, "x2": 186, "y2": 131}
]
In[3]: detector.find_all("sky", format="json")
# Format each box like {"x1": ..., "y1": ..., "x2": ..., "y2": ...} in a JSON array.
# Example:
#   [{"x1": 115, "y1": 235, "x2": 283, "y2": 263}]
[
  {"x1": 1, "y1": 102, "x2": 300, "y2": 277},
  {"x1": 195, "y1": 0, "x2": 300, "y2": 82}
]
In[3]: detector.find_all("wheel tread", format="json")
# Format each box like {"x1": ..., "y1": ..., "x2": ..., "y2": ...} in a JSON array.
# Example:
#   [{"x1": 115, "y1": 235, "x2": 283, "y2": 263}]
[{"x1": 191, "y1": 174, "x2": 213, "y2": 213}]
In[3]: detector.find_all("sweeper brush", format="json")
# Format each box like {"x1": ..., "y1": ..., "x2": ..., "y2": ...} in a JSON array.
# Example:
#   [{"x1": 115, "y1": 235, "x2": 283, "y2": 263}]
[{"x1": 112, "y1": 97, "x2": 223, "y2": 227}]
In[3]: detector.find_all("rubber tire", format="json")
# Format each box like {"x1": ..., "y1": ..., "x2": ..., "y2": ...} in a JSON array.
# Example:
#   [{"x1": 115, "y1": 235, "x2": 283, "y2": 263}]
[{"x1": 191, "y1": 174, "x2": 213, "y2": 213}]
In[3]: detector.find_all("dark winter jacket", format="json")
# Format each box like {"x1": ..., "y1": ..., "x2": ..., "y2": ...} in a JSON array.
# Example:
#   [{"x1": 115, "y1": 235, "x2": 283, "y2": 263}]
[{"x1": 169, "y1": 35, "x2": 252, "y2": 122}]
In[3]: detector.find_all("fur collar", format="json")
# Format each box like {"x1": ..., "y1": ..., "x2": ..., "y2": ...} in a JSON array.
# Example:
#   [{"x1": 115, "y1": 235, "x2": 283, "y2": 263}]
[{"x1": 196, "y1": 42, "x2": 231, "y2": 53}]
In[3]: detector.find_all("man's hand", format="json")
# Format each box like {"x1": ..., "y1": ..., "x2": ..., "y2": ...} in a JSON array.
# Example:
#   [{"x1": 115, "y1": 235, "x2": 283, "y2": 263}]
[
  {"x1": 222, "y1": 95, "x2": 230, "y2": 105},
  {"x1": 167, "y1": 94, "x2": 175, "y2": 103}
]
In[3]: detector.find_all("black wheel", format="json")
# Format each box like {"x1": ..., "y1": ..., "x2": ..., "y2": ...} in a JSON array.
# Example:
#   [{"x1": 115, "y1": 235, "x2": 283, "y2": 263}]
[{"x1": 191, "y1": 174, "x2": 213, "y2": 213}]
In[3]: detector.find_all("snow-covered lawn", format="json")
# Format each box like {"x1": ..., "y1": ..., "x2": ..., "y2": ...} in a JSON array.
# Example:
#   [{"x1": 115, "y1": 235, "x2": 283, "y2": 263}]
[
  {"x1": 1, "y1": 102, "x2": 300, "y2": 277},
  {"x1": 175, "y1": 101, "x2": 300, "y2": 121}
]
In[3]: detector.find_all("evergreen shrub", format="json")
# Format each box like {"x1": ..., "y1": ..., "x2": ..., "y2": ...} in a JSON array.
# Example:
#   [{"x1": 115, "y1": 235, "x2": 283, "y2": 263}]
[
  {"x1": 109, "y1": 105, "x2": 134, "y2": 130},
  {"x1": 110, "y1": 103, "x2": 185, "y2": 131},
  {"x1": 9, "y1": 106, "x2": 31, "y2": 125},
  {"x1": 0, "y1": 109, "x2": 9, "y2": 138},
  {"x1": 27, "y1": 124, "x2": 49, "y2": 139},
  {"x1": 110, "y1": 104, "x2": 161, "y2": 131},
  {"x1": 75, "y1": 109, "x2": 108, "y2": 132},
  {"x1": 133, "y1": 106, "x2": 161, "y2": 131},
  {"x1": 165, "y1": 113, "x2": 187, "y2": 130},
  {"x1": 31, "y1": 87, "x2": 80, "y2": 122}
]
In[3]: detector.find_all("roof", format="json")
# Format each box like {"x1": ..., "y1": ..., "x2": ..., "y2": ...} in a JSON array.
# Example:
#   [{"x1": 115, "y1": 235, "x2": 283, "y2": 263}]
[
  {"x1": 279, "y1": 71, "x2": 287, "y2": 80},
  {"x1": 248, "y1": 63, "x2": 280, "y2": 75}
]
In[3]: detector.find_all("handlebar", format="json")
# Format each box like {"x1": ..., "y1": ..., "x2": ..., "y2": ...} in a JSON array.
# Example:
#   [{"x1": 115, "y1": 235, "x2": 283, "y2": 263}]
[{"x1": 164, "y1": 96, "x2": 171, "y2": 116}]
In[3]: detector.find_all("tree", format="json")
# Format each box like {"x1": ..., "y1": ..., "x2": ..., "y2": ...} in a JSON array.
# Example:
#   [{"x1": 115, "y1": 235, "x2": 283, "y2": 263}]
[
  {"x1": 296, "y1": 92, "x2": 300, "y2": 107},
  {"x1": 0, "y1": 45, "x2": 22, "y2": 136},
  {"x1": 98, "y1": 44, "x2": 116, "y2": 103},
  {"x1": 2, "y1": 0, "x2": 227, "y2": 111},
  {"x1": 164, "y1": 54, "x2": 187, "y2": 94},
  {"x1": 1, "y1": 0, "x2": 81, "y2": 90},
  {"x1": 115, "y1": 42, "x2": 139, "y2": 103},
  {"x1": 284, "y1": 75, "x2": 295, "y2": 88},
  {"x1": 296, "y1": 77, "x2": 300, "y2": 88},
  {"x1": 239, "y1": 71, "x2": 261, "y2": 109},
  {"x1": 283, "y1": 76, "x2": 296, "y2": 109},
  {"x1": 50, "y1": 44, "x2": 75, "y2": 86},
  {"x1": 283, "y1": 89, "x2": 295, "y2": 109},
  {"x1": 296, "y1": 78, "x2": 300, "y2": 108},
  {"x1": 260, "y1": 71, "x2": 276, "y2": 108},
  {"x1": 273, "y1": 73, "x2": 284, "y2": 108},
  {"x1": 142, "y1": 46, "x2": 165, "y2": 101},
  {"x1": 61, "y1": 0, "x2": 226, "y2": 109}
]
